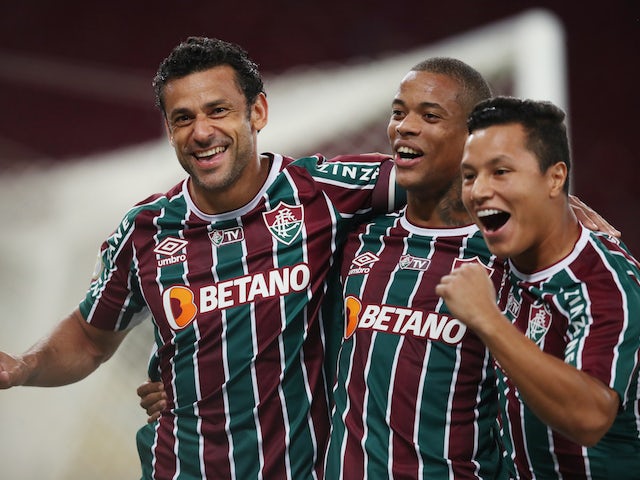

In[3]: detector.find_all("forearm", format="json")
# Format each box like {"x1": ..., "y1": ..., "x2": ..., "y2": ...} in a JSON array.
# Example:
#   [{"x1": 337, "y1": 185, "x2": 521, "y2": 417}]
[
  {"x1": 437, "y1": 264, "x2": 619, "y2": 445},
  {"x1": 16, "y1": 309, "x2": 127, "y2": 387},
  {"x1": 477, "y1": 315, "x2": 619, "y2": 446}
]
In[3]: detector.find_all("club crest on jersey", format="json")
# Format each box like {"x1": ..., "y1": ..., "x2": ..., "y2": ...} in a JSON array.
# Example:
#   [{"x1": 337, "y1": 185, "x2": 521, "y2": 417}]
[
  {"x1": 209, "y1": 227, "x2": 244, "y2": 247},
  {"x1": 526, "y1": 302, "x2": 552, "y2": 344},
  {"x1": 262, "y1": 202, "x2": 304, "y2": 245},
  {"x1": 451, "y1": 256, "x2": 495, "y2": 277},
  {"x1": 154, "y1": 237, "x2": 188, "y2": 268},
  {"x1": 348, "y1": 251, "x2": 380, "y2": 275},
  {"x1": 399, "y1": 254, "x2": 430, "y2": 271}
]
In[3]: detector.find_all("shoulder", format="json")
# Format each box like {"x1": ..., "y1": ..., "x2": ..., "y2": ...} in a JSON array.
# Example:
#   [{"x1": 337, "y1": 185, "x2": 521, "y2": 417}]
[
  {"x1": 290, "y1": 153, "x2": 393, "y2": 183},
  {"x1": 109, "y1": 181, "x2": 187, "y2": 239},
  {"x1": 584, "y1": 231, "x2": 640, "y2": 278}
]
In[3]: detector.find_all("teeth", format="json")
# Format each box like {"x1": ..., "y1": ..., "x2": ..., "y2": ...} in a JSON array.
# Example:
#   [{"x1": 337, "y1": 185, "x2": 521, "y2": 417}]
[
  {"x1": 397, "y1": 146, "x2": 420, "y2": 155},
  {"x1": 477, "y1": 209, "x2": 503, "y2": 217},
  {"x1": 195, "y1": 146, "x2": 226, "y2": 158}
]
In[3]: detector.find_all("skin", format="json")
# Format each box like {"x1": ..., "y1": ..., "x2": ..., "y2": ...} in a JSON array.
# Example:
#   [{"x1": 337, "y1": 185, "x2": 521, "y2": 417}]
[
  {"x1": 0, "y1": 309, "x2": 128, "y2": 388},
  {"x1": 164, "y1": 65, "x2": 269, "y2": 214},
  {"x1": 139, "y1": 69, "x2": 480, "y2": 421},
  {"x1": 388, "y1": 70, "x2": 472, "y2": 227},
  {"x1": 138, "y1": 74, "x2": 623, "y2": 423},
  {"x1": 436, "y1": 123, "x2": 619, "y2": 446},
  {"x1": 0, "y1": 65, "x2": 271, "y2": 394},
  {"x1": 460, "y1": 123, "x2": 579, "y2": 273}
]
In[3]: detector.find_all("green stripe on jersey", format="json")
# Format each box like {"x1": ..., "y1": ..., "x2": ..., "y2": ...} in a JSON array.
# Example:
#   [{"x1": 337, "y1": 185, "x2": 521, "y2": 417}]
[{"x1": 153, "y1": 195, "x2": 205, "y2": 479}]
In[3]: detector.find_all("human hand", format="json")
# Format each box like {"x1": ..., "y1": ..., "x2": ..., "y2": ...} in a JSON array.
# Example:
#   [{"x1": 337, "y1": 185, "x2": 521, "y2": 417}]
[
  {"x1": 137, "y1": 380, "x2": 167, "y2": 423},
  {"x1": 0, "y1": 352, "x2": 28, "y2": 389},
  {"x1": 569, "y1": 195, "x2": 620, "y2": 238},
  {"x1": 435, "y1": 263, "x2": 499, "y2": 333}
]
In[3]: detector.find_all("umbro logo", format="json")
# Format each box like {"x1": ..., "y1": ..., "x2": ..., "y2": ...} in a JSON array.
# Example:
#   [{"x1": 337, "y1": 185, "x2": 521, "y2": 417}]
[
  {"x1": 154, "y1": 237, "x2": 188, "y2": 256},
  {"x1": 348, "y1": 252, "x2": 380, "y2": 275},
  {"x1": 154, "y1": 237, "x2": 188, "y2": 267}
]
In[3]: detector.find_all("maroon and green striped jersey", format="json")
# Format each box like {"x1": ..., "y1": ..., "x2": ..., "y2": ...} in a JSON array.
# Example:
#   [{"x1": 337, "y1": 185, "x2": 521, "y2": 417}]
[
  {"x1": 496, "y1": 227, "x2": 640, "y2": 479},
  {"x1": 326, "y1": 212, "x2": 512, "y2": 479},
  {"x1": 79, "y1": 152, "x2": 402, "y2": 480}
]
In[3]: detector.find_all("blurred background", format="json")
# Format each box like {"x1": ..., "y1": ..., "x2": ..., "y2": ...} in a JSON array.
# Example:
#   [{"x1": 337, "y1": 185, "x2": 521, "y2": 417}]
[{"x1": 0, "y1": 1, "x2": 637, "y2": 478}]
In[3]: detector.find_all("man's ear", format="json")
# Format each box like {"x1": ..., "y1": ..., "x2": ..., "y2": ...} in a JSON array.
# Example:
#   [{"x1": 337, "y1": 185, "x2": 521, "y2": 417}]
[
  {"x1": 251, "y1": 92, "x2": 268, "y2": 132},
  {"x1": 548, "y1": 161, "x2": 568, "y2": 197}
]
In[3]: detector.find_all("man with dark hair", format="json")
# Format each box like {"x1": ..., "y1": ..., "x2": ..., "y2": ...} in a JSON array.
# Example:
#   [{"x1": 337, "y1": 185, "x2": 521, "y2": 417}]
[
  {"x1": 134, "y1": 47, "x2": 618, "y2": 478},
  {"x1": 324, "y1": 57, "x2": 511, "y2": 479},
  {"x1": 0, "y1": 36, "x2": 402, "y2": 479},
  {"x1": 153, "y1": 37, "x2": 265, "y2": 111},
  {"x1": 437, "y1": 96, "x2": 640, "y2": 478}
]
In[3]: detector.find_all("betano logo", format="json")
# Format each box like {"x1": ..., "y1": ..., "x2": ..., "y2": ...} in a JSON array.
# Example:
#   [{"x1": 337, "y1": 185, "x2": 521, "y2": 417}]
[
  {"x1": 344, "y1": 295, "x2": 466, "y2": 344},
  {"x1": 162, "y1": 263, "x2": 311, "y2": 330}
]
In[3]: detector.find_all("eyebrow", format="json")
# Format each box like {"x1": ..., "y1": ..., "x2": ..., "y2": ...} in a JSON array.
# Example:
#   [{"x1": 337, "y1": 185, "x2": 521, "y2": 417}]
[
  {"x1": 168, "y1": 107, "x2": 191, "y2": 118},
  {"x1": 392, "y1": 98, "x2": 443, "y2": 110},
  {"x1": 462, "y1": 156, "x2": 509, "y2": 169},
  {"x1": 168, "y1": 99, "x2": 230, "y2": 119}
]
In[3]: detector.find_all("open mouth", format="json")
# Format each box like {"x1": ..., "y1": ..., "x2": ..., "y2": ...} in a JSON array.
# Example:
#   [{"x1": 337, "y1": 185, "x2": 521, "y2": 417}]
[
  {"x1": 194, "y1": 145, "x2": 227, "y2": 160},
  {"x1": 477, "y1": 209, "x2": 510, "y2": 232},
  {"x1": 396, "y1": 146, "x2": 422, "y2": 160}
]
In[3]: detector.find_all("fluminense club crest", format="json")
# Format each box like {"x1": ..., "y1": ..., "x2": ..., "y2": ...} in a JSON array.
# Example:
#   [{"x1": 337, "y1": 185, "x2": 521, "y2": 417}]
[
  {"x1": 262, "y1": 202, "x2": 304, "y2": 245},
  {"x1": 526, "y1": 302, "x2": 552, "y2": 345},
  {"x1": 451, "y1": 256, "x2": 495, "y2": 278}
]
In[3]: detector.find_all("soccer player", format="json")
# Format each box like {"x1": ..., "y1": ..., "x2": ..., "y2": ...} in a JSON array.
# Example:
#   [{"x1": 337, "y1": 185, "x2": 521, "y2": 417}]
[
  {"x1": 0, "y1": 37, "x2": 403, "y2": 480},
  {"x1": 324, "y1": 58, "x2": 511, "y2": 479},
  {"x1": 134, "y1": 51, "x2": 621, "y2": 478},
  {"x1": 437, "y1": 97, "x2": 640, "y2": 478}
]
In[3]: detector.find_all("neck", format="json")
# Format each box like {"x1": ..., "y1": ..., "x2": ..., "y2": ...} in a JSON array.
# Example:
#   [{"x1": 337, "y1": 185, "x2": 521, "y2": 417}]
[
  {"x1": 191, "y1": 154, "x2": 271, "y2": 215},
  {"x1": 512, "y1": 204, "x2": 581, "y2": 273},
  {"x1": 405, "y1": 183, "x2": 471, "y2": 228}
]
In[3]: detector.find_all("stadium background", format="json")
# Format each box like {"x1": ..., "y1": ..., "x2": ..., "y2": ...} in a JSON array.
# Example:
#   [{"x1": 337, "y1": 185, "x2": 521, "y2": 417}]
[{"x1": 0, "y1": 2, "x2": 637, "y2": 478}]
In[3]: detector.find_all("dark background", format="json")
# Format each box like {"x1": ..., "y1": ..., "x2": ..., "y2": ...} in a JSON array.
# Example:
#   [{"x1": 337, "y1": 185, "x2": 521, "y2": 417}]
[{"x1": 1, "y1": 1, "x2": 638, "y2": 253}]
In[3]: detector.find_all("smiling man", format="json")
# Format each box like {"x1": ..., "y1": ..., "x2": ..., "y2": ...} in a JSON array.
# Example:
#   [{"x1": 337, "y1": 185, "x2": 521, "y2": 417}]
[
  {"x1": 324, "y1": 58, "x2": 511, "y2": 480},
  {"x1": 0, "y1": 37, "x2": 404, "y2": 480},
  {"x1": 437, "y1": 96, "x2": 640, "y2": 479}
]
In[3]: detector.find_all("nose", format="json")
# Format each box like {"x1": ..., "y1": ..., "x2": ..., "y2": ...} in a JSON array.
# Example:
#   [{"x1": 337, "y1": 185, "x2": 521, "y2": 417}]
[
  {"x1": 395, "y1": 113, "x2": 420, "y2": 136},
  {"x1": 469, "y1": 173, "x2": 493, "y2": 203},
  {"x1": 192, "y1": 114, "x2": 215, "y2": 143}
]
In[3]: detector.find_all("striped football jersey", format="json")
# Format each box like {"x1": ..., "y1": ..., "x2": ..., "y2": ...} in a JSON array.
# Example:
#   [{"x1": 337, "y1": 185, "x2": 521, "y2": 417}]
[
  {"x1": 79, "y1": 152, "x2": 402, "y2": 480},
  {"x1": 326, "y1": 211, "x2": 512, "y2": 479},
  {"x1": 496, "y1": 226, "x2": 640, "y2": 479}
]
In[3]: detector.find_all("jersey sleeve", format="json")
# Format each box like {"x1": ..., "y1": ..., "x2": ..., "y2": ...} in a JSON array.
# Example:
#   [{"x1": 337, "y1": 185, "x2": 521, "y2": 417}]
[
  {"x1": 565, "y1": 256, "x2": 640, "y2": 406},
  {"x1": 78, "y1": 206, "x2": 150, "y2": 332},
  {"x1": 298, "y1": 153, "x2": 406, "y2": 216}
]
